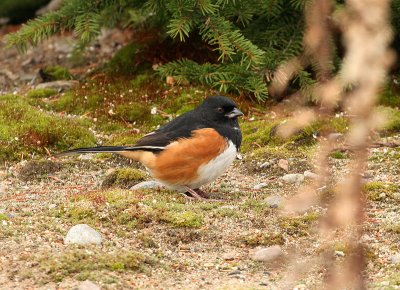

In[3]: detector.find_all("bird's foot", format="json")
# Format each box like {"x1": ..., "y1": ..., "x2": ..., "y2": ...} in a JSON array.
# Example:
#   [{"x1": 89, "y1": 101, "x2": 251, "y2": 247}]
[{"x1": 183, "y1": 187, "x2": 222, "y2": 202}]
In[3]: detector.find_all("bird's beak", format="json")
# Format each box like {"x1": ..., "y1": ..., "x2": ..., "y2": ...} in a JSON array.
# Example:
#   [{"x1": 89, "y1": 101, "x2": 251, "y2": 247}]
[{"x1": 225, "y1": 107, "x2": 243, "y2": 119}]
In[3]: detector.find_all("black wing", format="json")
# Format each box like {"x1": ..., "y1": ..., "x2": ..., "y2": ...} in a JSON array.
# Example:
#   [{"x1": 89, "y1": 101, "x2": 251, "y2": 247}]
[{"x1": 133, "y1": 110, "x2": 205, "y2": 149}]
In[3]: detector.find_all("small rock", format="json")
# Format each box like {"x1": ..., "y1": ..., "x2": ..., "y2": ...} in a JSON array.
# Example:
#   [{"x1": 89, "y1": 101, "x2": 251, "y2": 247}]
[
  {"x1": 327, "y1": 133, "x2": 343, "y2": 141},
  {"x1": 265, "y1": 195, "x2": 282, "y2": 208},
  {"x1": 380, "y1": 281, "x2": 390, "y2": 286},
  {"x1": 64, "y1": 224, "x2": 103, "y2": 245},
  {"x1": 78, "y1": 154, "x2": 93, "y2": 161},
  {"x1": 278, "y1": 159, "x2": 289, "y2": 172},
  {"x1": 78, "y1": 280, "x2": 101, "y2": 290},
  {"x1": 252, "y1": 246, "x2": 282, "y2": 262},
  {"x1": 130, "y1": 180, "x2": 164, "y2": 190},
  {"x1": 222, "y1": 252, "x2": 236, "y2": 261},
  {"x1": 253, "y1": 183, "x2": 268, "y2": 190},
  {"x1": 281, "y1": 174, "x2": 304, "y2": 184},
  {"x1": 390, "y1": 254, "x2": 400, "y2": 264},
  {"x1": 259, "y1": 161, "x2": 272, "y2": 169},
  {"x1": 303, "y1": 170, "x2": 318, "y2": 179},
  {"x1": 294, "y1": 284, "x2": 307, "y2": 290},
  {"x1": 334, "y1": 250, "x2": 345, "y2": 257},
  {"x1": 36, "y1": 80, "x2": 79, "y2": 91},
  {"x1": 228, "y1": 269, "x2": 241, "y2": 276}
]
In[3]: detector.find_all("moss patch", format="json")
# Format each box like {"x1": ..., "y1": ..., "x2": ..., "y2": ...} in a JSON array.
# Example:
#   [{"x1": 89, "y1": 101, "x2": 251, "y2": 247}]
[
  {"x1": 106, "y1": 42, "x2": 150, "y2": 75},
  {"x1": 27, "y1": 88, "x2": 57, "y2": 99},
  {"x1": 35, "y1": 246, "x2": 153, "y2": 283},
  {"x1": 54, "y1": 189, "x2": 205, "y2": 231},
  {"x1": 102, "y1": 168, "x2": 147, "y2": 189},
  {"x1": 165, "y1": 211, "x2": 203, "y2": 228},
  {"x1": 330, "y1": 151, "x2": 348, "y2": 159},
  {"x1": 363, "y1": 181, "x2": 400, "y2": 201},
  {"x1": 0, "y1": 95, "x2": 96, "y2": 161},
  {"x1": 18, "y1": 160, "x2": 62, "y2": 181},
  {"x1": 376, "y1": 106, "x2": 400, "y2": 132},
  {"x1": 278, "y1": 212, "x2": 319, "y2": 237},
  {"x1": 114, "y1": 103, "x2": 151, "y2": 123},
  {"x1": 40, "y1": 65, "x2": 73, "y2": 81},
  {"x1": 240, "y1": 232, "x2": 285, "y2": 247}
]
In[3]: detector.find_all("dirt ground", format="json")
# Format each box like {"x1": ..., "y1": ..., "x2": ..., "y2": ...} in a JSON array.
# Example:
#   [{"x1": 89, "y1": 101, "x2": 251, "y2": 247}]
[{"x1": 0, "y1": 27, "x2": 400, "y2": 290}]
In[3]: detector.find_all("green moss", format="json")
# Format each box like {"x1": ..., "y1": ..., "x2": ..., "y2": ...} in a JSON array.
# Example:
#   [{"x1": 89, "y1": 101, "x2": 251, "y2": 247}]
[
  {"x1": 114, "y1": 103, "x2": 151, "y2": 123},
  {"x1": 166, "y1": 211, "x2": 203, "y2": 228},
  {"x1": 389, "y1": 272, "x2": 400, "y2": 285},
  {"x1": 386, "y1": 223, "x2": 400, "y2": 234},
  {"x1": 137, "y1": 232, "x2": 159, "y2": 248},
  {"x1": 102, "y1": 168, "x2": 147, "y2": 189},
  {"x1": 163, "y1": 89, "x2": 204, "y2": 115},
  {"x1": 130, "y1": 73, "x2": 152, "y2": 88},
  {"x1": 380, "y1": 86, "x2": 400, "y2": 107},
  {"x1": 363, "y1": 181, "x2": 400, "y2": 201},
  {"x1": 54, "y1": 189, "x2": 205, "y2": 231},
  {"x1": 330, "y1": 151, "x2": 348, "y2": 159},
  {"x1": 106, "y1": 43, "x2": 150, "y2": 75},
  {"x1": 240, "y1": 232, "x2": 285, "y2": 247},
  {"x1": 41, "y1": 65, "x2": 73, "y2": 81},
  {"x1": 27, "y1": 88, "x2": 57, "y2": 99},
  {"x1": 0, "y1": 213, "x2": 8, "y2": 221},
  {"x1": 376, "y1": 106, "x2": 400, "y2": 132},
  {"x1": 52, "y1": 92, "x2": 104, "y2": 114},
  {"x1": 278, "y1": 212, "x2": 319, "y2": 236},
  {"x1": 0, "y1": 95, "x2": 96, "y2": 161},
  {"x1": 37, "y1": 247, "x2": 153, "y2": 283}
]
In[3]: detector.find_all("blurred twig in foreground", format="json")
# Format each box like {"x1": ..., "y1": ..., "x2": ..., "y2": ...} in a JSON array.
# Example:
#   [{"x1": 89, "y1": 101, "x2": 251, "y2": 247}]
[{"x1": 274, "y1": 0, "x2": 394, "y2": 288}]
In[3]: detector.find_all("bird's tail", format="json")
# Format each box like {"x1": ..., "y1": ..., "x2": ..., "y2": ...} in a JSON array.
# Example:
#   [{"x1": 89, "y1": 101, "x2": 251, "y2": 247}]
[
  {"x1": 55, "y1": 146, "x2": 132, "y2": 157},
  {"x1": 55, "y1": 145, "x2": 160, "y2": 168}
]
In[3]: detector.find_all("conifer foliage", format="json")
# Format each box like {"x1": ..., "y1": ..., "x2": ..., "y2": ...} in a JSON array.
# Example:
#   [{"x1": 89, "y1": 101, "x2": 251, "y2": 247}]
[{"x1": 6, "y1": 0, "x2": 311, "y2": 99}]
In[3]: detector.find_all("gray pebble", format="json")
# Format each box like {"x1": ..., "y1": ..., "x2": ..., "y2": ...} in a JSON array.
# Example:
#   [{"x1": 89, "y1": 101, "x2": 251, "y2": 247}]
[
  {"x1": 281, "y1": 173, "x2": 304, "y2": 184},
  {"x1": 78, "y1": 154, "x2": 93, "y2": 161},
  {"x1": 222, "y1": 252, "x2": 236, "y2": 260},
  {"x1": 228, "y1": 269, "x2": 241, "y2": 276},
  {"x1": 259, "y1": 161, "x2": 272, "y2": 169},
  {"x1": 78, "y1": 280, "x2": 101, "y2": 290},
  {"x1": 253, "y1": 183, "x2": 268, "y2": 190},
  {"x1": 64, "y1": 224, "x2": 103, "y2": 245},
  {"x1": 327, "y1": 133, "x2": 343, "y2": 141},
  {"x1": 334, "y1": 250, "x2": 345, "y2": 257},
  {"x1": 265, "y1": 195, "x2": 282, "y2": 208},
  {"x1": 390, "y1": 254, "x2": 400, "y2": 264},
  {"x1": 252, "y1": 245, "x2": 282, "y2": 262},
  {"x1": 303, "y1": 170, "x2": 318, "y2": 179},
  {"x1": 36, "y1": 80, "x2": 79, "y2": 91},
  {"x1": 130, "y1": 180, "x2": 164, "y2": 190}
]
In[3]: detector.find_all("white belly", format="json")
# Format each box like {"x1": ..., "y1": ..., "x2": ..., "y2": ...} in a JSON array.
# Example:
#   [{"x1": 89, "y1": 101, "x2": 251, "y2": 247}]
[{"x1": 187, "y1": 140, "x2": 237, "y2": 189}]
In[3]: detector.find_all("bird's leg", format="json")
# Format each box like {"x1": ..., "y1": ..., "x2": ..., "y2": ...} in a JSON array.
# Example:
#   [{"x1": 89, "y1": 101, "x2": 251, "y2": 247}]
[
  {"x1": 184, "y1": 186, "x2": 204, "y2": 200},
  {"x1": 193, "y1": 188, "x2": 210, "y2": 199}
]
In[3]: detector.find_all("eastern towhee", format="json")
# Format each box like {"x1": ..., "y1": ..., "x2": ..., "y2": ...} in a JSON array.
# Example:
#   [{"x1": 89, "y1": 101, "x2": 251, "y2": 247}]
[{"x1": 58, "y1": 96, "x2": 243, "y2": 199}]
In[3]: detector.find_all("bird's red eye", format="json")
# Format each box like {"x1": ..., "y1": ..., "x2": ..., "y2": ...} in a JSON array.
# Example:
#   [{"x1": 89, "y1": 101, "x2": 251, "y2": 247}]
[{"x1": 217, "y1": 107, "x2": 224, "y2": 113}]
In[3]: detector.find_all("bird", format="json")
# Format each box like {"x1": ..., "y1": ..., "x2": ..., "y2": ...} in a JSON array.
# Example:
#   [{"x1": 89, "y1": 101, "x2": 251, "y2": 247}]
[{"x1": 57, "y1": 96, "x2": 243, "y2": 200}]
